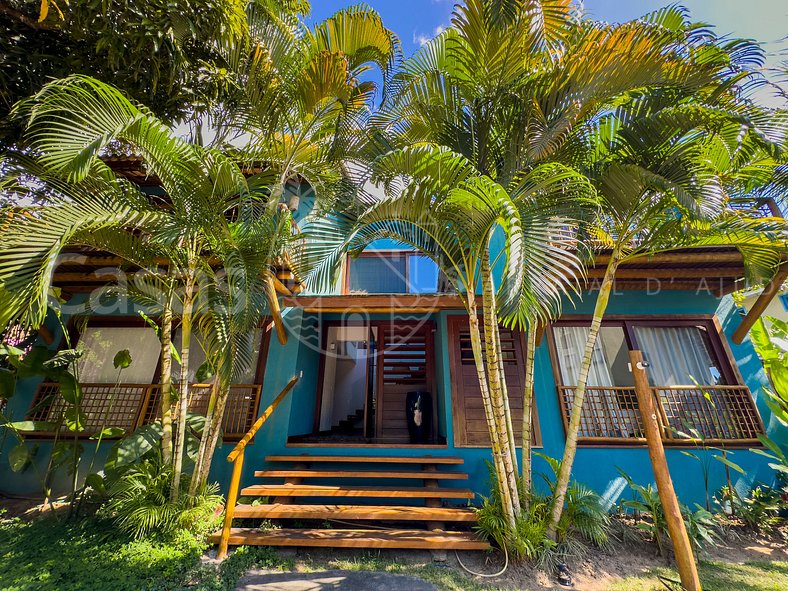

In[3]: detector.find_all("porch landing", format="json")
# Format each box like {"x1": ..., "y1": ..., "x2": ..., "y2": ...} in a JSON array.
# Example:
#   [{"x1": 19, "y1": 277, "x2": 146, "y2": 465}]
[{"x1": 211, "y1": 453, "x2": 488, "y2": 551}]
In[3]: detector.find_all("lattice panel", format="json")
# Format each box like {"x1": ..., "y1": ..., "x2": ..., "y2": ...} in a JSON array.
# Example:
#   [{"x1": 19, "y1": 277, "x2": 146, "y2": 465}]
[
  {"x1": 558, "y1": 385, "x2": 764, "y2": 443},
  {"x1": 27, "y1": 383, "x2": 150, "y2": 435},
  {"x1": 559, "y1": 387, "x2": 645, "y2": 439},
  {"x1": 655, "y1": 386, "x2": 763, "y2": 441},
  {"x1": 142, "y1": 384, "x2": 262, "y2": 439}
]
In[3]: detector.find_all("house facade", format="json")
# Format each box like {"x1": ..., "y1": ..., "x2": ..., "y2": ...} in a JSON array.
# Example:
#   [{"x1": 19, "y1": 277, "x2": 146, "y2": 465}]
[{"x1": 1, "y1": 172, "x2": 785, "y2": 530}]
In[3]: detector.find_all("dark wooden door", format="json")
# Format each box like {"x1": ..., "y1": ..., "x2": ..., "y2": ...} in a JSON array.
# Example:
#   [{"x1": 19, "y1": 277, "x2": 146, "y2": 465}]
[
  {"x1": 376, "y1": 321, "x2": 436, "y2": 442},
  {"x1": 447, "y1": 315, "x2": 538, "y2": 447}
]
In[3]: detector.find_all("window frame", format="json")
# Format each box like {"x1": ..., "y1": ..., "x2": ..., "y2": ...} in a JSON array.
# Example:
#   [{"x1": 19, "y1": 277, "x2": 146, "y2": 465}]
[
  {"x1": 343, "y1": 250, "x2": 438, "y2": 295},
  {"x1": 546, "y1": 314, "x2": 759, "y2": 446}
]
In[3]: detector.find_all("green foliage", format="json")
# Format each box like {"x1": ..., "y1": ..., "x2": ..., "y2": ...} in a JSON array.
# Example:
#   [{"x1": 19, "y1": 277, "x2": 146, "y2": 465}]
[
  {"x1": 0, "y1": 513, "x2": 206, "y2": 591},
  {"x1": 718, "y1": 482, "x2": 786, "y2": 531},
  {"x1": 0, "y1": 510, "x2": 293, "y2": 591},
  {"x1": 619, "y1": 470, "x2": 721, "y2": 557},
  {"x1": 103, "y1": 458, "x2": 222, "y2": 539},
  {"x1": 475, "y1": 459, "x2": 610, "y2": 562}
]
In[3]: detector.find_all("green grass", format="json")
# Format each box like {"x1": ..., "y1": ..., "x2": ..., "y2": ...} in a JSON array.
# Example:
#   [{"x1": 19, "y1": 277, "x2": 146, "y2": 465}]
[
  {"x1": 1, "y1": 513, "x2": 785, "y2": 591},
  {"x1": 606, "y1": 561, "x2": 788, "y2": 591},
  {"x1": 0, "y1": 513, "x2": 289, "y2": 591}
]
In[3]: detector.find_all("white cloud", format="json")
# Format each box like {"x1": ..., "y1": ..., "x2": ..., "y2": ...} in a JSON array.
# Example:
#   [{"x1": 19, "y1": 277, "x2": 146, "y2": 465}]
[{"x1": 413, "y1": 24, "x2": 449, "y2": 47}]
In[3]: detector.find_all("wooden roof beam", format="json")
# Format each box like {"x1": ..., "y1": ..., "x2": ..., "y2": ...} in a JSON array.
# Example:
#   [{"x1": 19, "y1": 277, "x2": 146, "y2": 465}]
[{"x1": 732, "y1": 262, "x2": 788, "y2": 344}]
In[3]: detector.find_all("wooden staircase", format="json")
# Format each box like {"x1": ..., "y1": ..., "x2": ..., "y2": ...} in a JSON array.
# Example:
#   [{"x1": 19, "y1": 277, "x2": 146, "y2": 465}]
[
  {"x1": 212, "y1": 375, "x2": 488, "y2": 557},
  {"x1": 212, "y1": 454, "x2": 488, "y2": 552}
]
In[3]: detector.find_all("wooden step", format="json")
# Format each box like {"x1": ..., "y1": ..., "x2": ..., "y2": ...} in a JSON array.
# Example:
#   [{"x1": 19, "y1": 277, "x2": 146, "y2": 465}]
[
  {"x1": 265, "y1": 455, "x2": 463, "y2": 465},
  {"x1": 232, "y1": 503, "x2": 478, "y2": 522},
  {"x1": 240, "y1": 484, "x2": 474, "y2": 499},
  {"x1": 211, "y1": 527, "x2": 489, "y2": 550},
  {"x1": 254, "y1": 470, "x2": 468, "y2": 480}
]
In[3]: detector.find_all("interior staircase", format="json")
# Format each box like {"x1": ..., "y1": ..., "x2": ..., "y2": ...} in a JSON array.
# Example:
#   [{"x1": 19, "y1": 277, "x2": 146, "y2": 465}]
[{"x1": 211, "y1": 453, "x2": 489, "y2": 551}]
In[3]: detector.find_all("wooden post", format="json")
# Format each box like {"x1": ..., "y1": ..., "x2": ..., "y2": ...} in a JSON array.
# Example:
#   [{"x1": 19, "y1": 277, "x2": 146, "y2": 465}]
[
  {"x1": 630, "y1": 350, "x2": 702, "y2": 591},
  {"x1": 217, "y1": 449, "x2": 244, "y2": 560}
]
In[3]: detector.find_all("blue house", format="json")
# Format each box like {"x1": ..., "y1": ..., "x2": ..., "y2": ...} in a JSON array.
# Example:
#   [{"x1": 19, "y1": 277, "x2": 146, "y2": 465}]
[{"x1": 1, "y1": 159, "x2": 784, "y2": 552}]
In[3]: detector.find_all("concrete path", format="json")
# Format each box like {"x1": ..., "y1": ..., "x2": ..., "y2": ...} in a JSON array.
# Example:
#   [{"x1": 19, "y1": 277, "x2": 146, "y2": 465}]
[{"x1": 236, "y1": 569, "x2": 438, "y2": 591}]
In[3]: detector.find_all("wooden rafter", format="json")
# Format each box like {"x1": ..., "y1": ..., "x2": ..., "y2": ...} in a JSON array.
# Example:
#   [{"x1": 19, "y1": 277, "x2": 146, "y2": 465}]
[{"x1": 732, "y1": 262, "x2": 788, "y2": 344}]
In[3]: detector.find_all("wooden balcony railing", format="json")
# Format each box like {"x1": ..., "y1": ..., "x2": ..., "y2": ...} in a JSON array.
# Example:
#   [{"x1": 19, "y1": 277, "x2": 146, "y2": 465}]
[
  {"x1": 27, "y1": 382, "x2": 263, "y2": 440},
  {"x1": 557, "y1": 384, "x2": 764, "y2": 445}
]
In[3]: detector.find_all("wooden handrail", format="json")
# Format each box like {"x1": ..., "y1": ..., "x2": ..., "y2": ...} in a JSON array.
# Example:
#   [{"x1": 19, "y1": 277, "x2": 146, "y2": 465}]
[
  {"x1": 226, "y1": 372, "x2": 301, "y2": 463},
  {"x1": 218, "y1": 372, "x2": 301, "y2": 560}
]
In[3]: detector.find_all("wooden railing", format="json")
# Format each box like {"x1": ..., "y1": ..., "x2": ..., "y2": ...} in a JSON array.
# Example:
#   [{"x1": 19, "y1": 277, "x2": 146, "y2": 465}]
[
  {"x1": 557, "y1": 384, "x2": 764, "y2": 445},
  {"x1": 27, "y1": 382, "x2": 263, "y2": 440},
  {"x1": 217, "y1": 372, "x2": 302, "y2": 559}
]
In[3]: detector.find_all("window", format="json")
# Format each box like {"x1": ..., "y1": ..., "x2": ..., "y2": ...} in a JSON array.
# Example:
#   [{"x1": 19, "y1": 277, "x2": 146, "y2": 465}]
[
  {"x1": 550, "y1": 318, "x2": 763, "y2": 444},
  {"x1": 26, "y1": 318, "x2": 270, "y2": 440},
  {"x1": 346, "y1": 252, "x2": 439, "y2": 294}
]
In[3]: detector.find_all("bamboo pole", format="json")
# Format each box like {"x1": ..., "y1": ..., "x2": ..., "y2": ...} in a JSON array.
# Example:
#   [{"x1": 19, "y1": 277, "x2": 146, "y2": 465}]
[
  {"x1": 630, "y1": 350, "x2": 701, "y2": 591},
  {"x1": 217, "y1": 449, "x2": 244, "y2": 560}
]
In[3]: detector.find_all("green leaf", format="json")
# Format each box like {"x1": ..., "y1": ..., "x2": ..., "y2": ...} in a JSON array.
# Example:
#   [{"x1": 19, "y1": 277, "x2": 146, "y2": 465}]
[
  {"x1": 58, "y1": 372, "x2": 82, "y2": 405},
  {"x1": 195, "y1": 361, "x2": 214, "y2": 382},
  {"x1": 89, "y1": 426, "x2": 125, "y2": 439},
  {"x1": 113, "y1": 349, "x2": 132, "y2": 369},
  {"x1": 42, "y1": 348, "x2": 83, "y2": 370},
  {"x1": 9, "y1": 443, "x2": 31, "y2": 472},
  {"x1": 105, "y1": 424, "x2": 163, "y2": 473},
  {"x1": 84, "y1": 473, "x2": 106, "y2": 495},
  {"x1": 714, "y1": 455, "x2": 746, "y2": 475},
  {"x1": 15, "y1": 346, "x2": 55, "y2": 378},
  {"x1": 0, "y1": 368, "x2": 16, "y2": 399},
  {"x1": 8, "y1": 420, "x2": 57, "y2": 432},
  {"x1": 64, "y1": 406, "x2": 86, "y2": 432}
]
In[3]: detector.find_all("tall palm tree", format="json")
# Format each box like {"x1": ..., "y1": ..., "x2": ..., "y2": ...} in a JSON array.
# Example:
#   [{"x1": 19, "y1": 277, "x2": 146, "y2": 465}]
[
  {"x1": 294, "y1": 143, "x2": 592, "y2": 527},
  {"x1": 542, "y1": 6, "x2": 788, "y2": 536},
  {"x1": 0, "y1": 75, "x2": 292, "y2": 499}
]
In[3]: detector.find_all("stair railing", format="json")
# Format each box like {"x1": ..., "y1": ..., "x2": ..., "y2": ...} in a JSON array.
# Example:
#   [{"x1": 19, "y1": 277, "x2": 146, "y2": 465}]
[{"x1": 217, "y1": 372, "x2": 302, "y2": 558}]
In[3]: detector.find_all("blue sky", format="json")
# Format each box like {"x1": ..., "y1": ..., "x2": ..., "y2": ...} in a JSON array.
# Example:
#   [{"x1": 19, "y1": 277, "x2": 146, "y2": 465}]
[{"x1": 307, "y1": 0, "x2": 787, "y2": 105}]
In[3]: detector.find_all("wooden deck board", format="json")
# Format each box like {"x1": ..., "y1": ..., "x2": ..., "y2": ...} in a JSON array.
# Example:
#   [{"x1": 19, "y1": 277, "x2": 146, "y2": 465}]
[
  {"x1": 210, "y1": 527, "x2": 489, "y2": 550},
  {"x1": 254, "y1": 470, "x2": 468, "y2": 480},
  {"x1": 265, "y1": 455, "x2": 463, "y2": 465},
  {"x1": 240, "y1": 484, "x2": 474, "y2": 499},
  {"x1": 232, "y1": 503, "x2": 478, "y2": 521}
]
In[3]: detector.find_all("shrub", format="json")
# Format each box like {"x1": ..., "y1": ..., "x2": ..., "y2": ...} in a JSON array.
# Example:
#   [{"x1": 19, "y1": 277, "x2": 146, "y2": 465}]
[
  {"x1": 718, "y1": 483, "x2": 785, "y2": 531},
  {"x1": 103, "y1": 458, "x2": 222, "y2": 539},
  {"x1": 619, "y1": 470, "x2": 720, "y2": 556},
  {"x1": 475, "y1": 460, "x2": 610, "y2": 563}
]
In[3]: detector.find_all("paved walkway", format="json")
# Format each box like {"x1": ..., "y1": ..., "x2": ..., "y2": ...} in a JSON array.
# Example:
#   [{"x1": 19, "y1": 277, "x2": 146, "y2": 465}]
[{"x1": 236, "y1": 569, "x2": 438, "y2": 591}]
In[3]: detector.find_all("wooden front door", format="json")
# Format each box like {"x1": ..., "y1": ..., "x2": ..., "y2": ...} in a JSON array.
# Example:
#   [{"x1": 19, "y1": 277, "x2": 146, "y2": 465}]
[
  {"x1": 447, "y1": 315, "x2": 538, "y2": 447},
  {"x1": 376, "y1": 321, "x2": 436, "y2": 442}
]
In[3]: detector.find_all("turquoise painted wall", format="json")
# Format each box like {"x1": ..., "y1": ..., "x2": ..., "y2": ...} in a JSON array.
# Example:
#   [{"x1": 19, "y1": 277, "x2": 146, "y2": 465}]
[{"x1": 2, "y1": 288, "x2": 784, "y2": 513}]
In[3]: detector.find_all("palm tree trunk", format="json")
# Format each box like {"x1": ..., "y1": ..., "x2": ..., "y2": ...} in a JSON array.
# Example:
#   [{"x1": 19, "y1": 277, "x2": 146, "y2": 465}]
[
  {"x1": 193, "y1": 381, "x2": 229, "y2": 492},
  {"x1": 522, "y1": 324, "x2": 537, "y2": 502},
  {"x1": 171, "y1": 277, "x2": 195, "y2": 502},
  {"x1": 467, "y1": 296, "x2": 517, "y2": 528},
  {"x1": 480, "y1": 256, "x2": 521, "y2": 517},
  {"x1": 160, "y1": 290, "x2": 174, "y2": 465},
  {"x1": 190, "y1": 373, "x2": 222, "y2": 494},
  {"x1": 547, "y1": 251, "x2": 621, "y2": 538}
]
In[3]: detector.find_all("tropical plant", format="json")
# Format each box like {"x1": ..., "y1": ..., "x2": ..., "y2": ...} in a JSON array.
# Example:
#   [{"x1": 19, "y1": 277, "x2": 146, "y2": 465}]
[
  {"x1": 619, "y1": 470, "x2": 721, "y2": 557},
  {"x1": 750, "y1": 316, "x2": 788, "y2": 417},
  {"x1": 475, "y1": 457, "x2": 609, "y2": 564},
  {"x1": 718, "y1": 481, "x2": 786, "y2": 531},
  {"x1": 104, "y1": 457, "x2": 221, "y2": 539}
]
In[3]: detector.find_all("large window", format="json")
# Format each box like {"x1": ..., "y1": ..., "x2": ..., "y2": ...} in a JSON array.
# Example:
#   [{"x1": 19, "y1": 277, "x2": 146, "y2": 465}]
[
  {"x1": 346, "y1": 252, "x2": 440, "y2": 294},
  {"x1": 26, "y1": 318, "x2": 270, "y2": 440},
  {"x1": 549, "y1": 317, "x2": 763, "y2": 444}
]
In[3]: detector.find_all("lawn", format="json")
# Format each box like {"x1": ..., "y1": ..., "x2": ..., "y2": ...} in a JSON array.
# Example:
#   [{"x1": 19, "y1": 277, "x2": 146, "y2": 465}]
[
  {"x1": 1, "y1": 512, "x2": 786, "y2": 591},
  {"x1": 605, "y1": 561, "x2": 788, "y2": 591}
]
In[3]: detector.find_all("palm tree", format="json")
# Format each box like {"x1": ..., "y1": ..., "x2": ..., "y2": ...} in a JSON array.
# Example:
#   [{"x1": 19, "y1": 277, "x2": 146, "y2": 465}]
[
  {"x1": 542, "y1": 12, "x2": 788, "y2": 534},
  {"x1": 0, "y1": 75, "x2": 292, "y2": 499},
  {"x1": 294, "y1": 143, "x2": 592, "y2": 527}
]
